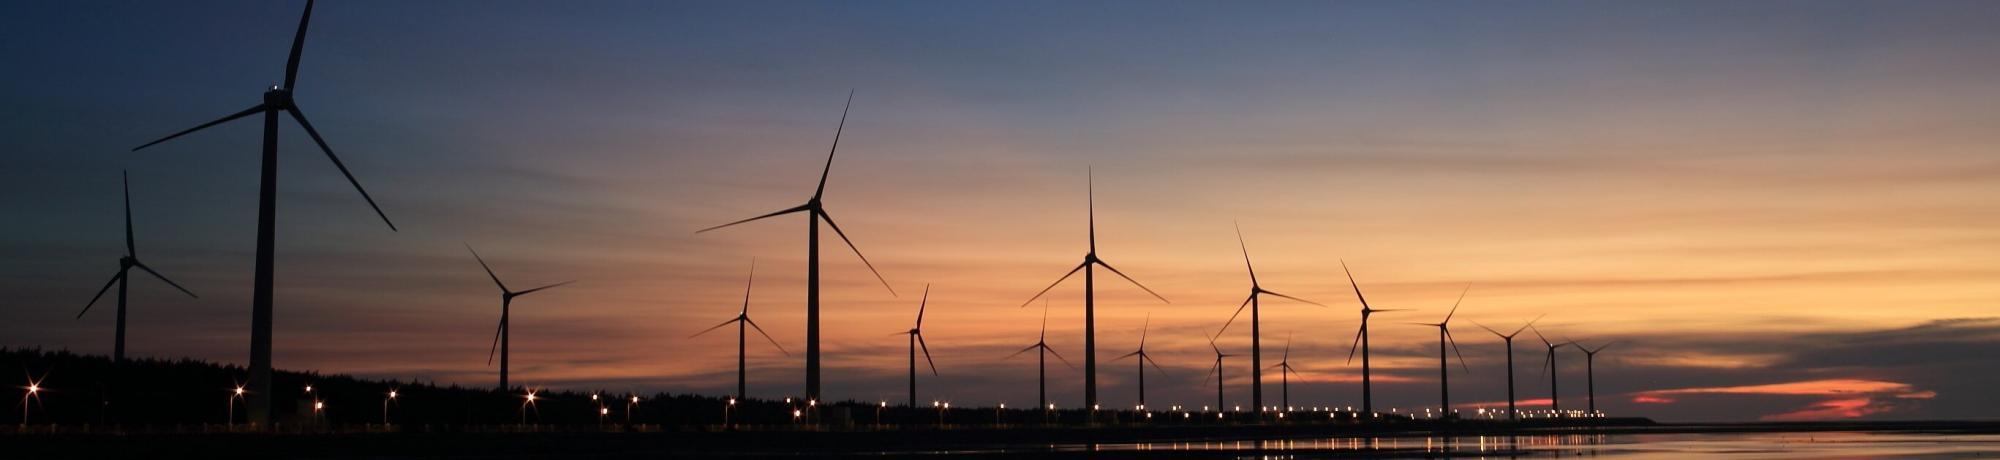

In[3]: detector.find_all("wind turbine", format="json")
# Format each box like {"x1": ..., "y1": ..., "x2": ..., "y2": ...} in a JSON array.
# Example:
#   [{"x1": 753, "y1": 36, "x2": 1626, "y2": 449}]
[
  {"x1": 1007, "y1": 299, "x2": 1074, "y2": 413},
  {"x1": 1201, "y1": 329, "x2": 1233, "y2": 415},
  {"x1": 1530, "y1": 325, "x2": 1570, "y2": 415},
  {"x1": 1571, "y1": 340, "x2": 1615, "y2": 415},
  {"x1": 696, "y1": 92, "x2": 895, "y2": 403},
  {"x1": 690, "y1": 259, "x2": 789, "y2": 400},
  {"x1": 1340, "y1": 261, "x2": 1408, "y2": 417},
  {"x1": 1020, "y1": 169, "x2": 1170, "y2": 410},
  {"x1": 1408, "y1": 286, "x2": 1470, "y2": 420},
  {"x1": 1472, "y1": 315, "x2": 1542, "y2": 421},
  {"x1": 1110, "y1": 314, "x2": 1166, "y2": 409},
  {"x1": 77, "y1": 172, "x2": 199, "y2": 362},
  {"x1": 130, "y1": 0, "x2": 395, "y2": 424},
  {"x1": 897, "y1": 285, "x2": 937, "y2": 408},
  {"x1": 468, "y1": 244, "x2": 574, "y2": 391},
  {"x1": 1217, "y1": 223, "x2": 1324, "y2": 415},
  {"x1": 1267, "y1": 333, "x2": 1302, "y2": 411}
]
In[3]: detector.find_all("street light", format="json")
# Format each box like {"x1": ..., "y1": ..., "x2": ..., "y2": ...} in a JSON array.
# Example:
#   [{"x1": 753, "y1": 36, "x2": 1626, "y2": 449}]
[
  {"x1": 383, "y1": 389, "x2": 398, "y2": 426},
  {"x1": 522, "y1": 390, "x2": 539, "y2": 425},
  {"x1": 22, "y1": 376, "x2": 44, "y2": 426},
  {"x1": 626, "y1": 395, "x2": 638, "y2": 424},
  {"x1": 725, "y1": 397, "x2": 736, "y2": 428},
  {"x1": 228, "y1": 386, "x2": 246, "y2": 426}
]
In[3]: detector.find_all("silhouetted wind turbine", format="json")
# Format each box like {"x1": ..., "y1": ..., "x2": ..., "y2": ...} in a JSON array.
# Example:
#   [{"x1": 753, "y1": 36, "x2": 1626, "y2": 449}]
[
  {"x1": 77, "y1": 172, "x2": 199, "y2": 362},
  {"x1": 1267, "y1": 333, "x2": 1302, "y2": 411},
  {"x1": 1218, "y1": 223, "x2": 1324, "y2": 415},
  {"x1": 1341, "y1": 261, "x2": 1408, "y2": 416},
  {"x1": 468, "y1": 244, "x2": 574, "y2": 391},
  {"x1": 1110, "y1": 314, "x2": 1166, "y2": 409},
  {"x1": 1408, "y1": 286, "x2": 1470, "y2": 419},
  {"x1": 1007, "y1": 299, "x2": 1074, "y2": 413},
  {"x1": 1531, "y1": 325, "x2": 1570, "y2": 415},
  {"x1": 1020, "y1": 169, "x2": 1170, "y2": 410},
  {"x1": 1571, "y1": 339, "x2": 1615, "y2": 415},
  {"x1": 696, "y1": 92, "x2": 894, "y2": 403},
  {"x1": 690, "y1": 259, "x2": 789, "y2": 400},
  {"x1": 897, "y1": 285, "x2": 937, "y2": 408},
  {"x1": 1472, "y1": 315, "x2": 1542, "y2": 421},
  {"x1": 1201, "y1": 329, "x2": 1233, "y2": 413},
  {"x1": 130, "y1": 0, "x2": 394, "y2": 424}
]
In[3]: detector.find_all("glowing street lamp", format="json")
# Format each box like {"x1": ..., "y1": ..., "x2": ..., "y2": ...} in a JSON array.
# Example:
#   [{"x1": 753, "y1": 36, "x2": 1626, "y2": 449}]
[
  {"x1": 383, "y1": 389, "x2": 398, "y2": 426},
  {"x1": 627, "y1": 395, "x2": 639, "y2": 424},
  {"x1": 725, "y1": 397, "x2": 737, "y2": 428},
  {"x1": 22, "y1": 376, "x2": 45, "y2": 426},
  {"x1": 522, "y1": 390, "x2": 539, "y2": 425},
  {"x1": 229, "y1": 386, "x2": 246, "y2": 426}
]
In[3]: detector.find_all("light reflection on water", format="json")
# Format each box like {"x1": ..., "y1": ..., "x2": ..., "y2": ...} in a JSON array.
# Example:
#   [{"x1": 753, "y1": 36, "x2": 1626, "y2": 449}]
[{"x1": 1060, "y1": 431, "x2": 2000, "y2": 458}]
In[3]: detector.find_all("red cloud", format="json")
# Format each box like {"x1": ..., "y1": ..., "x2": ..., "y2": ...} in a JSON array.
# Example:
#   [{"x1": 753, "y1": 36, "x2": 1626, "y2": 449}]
[{"x1": 1626, "y1": 378, "x2": 1935, "y2": 421}]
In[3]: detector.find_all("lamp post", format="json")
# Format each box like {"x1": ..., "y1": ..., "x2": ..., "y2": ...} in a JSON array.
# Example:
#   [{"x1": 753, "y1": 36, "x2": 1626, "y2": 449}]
[
  {"x1": 996, "y1": 403, "x2": 1005, "y2": 426},
  {"x1": 22, "y1": 380, "x2": 43, "y2": 426},
  {"x1": 522, "y1": 390, "x2": 538, "y2": 425},
  {"x1": 877, "y1": 401, "x2": 886, "y2": 427},
  {"x1": 383, "y1": 389, "x2": 397, "y2": 426},
  {"x1": 229, "y1": 386, "x2": 245, "y2": 426},
  {"x1": 627, "y1": 395, "x2": 638, "y2": 424},
  {"x1": 726, "y1": 397, "x2": 735, "y2": 428}
]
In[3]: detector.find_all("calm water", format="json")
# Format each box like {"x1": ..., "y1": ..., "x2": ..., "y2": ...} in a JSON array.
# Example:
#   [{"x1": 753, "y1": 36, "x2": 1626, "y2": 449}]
[{"x1": 1058, "y1": 431, "x2": 2000, "y2": 458}]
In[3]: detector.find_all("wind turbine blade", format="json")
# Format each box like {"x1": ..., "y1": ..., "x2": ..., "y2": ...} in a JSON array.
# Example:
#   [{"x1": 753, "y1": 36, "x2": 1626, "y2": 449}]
[
  {"x1": 76, "y1": 272, "x2": 126, "y2": 319},
  {"x1": 1087, "y1": 167, "x2": 1094, "y2": 253},
  {"x1": 1283, "y1": 332, "x2": 1293, "y2": 361},
  {"x1": 1020, "y1": 262, "x2": 1086, "y2": 307},
  {"x1": 1344, "y1": 326, "x2": 1364, "y2": 365},
  {"x1": 123, "y1": 171, "x2": 135, "y2": 256},
  {"x1": 486, "y1": 317, "x2": 504, "y2": 365},
  {"x1": 514, "y1": 280, "x2": 575, "y2": 297},
  {"x1": 1217, "y1": 293, "x2": 1253, "y2": 336},
  {"x1": 133, "y1": 262, "x2": 198, "y2": 298},
  {"x1": 1261, "y1": 290, "x2": 1326, "y2": 307},
  {"x1": 1540, "y1": 348, "x2": 1552, "y2": 376},
  {"x1": 1139, "y1": 313, "x2": 1151, "y2": 348},
  {"x1": 1234, "y1": 221, "x2": 1255, "y2": 284},
  {"x1": 917, "y1": 334, "x2": 938, "y2": 376},
  {"x1": 1593, "y1": 341, "x2": 1618, "y2": 353},
  {"x1": 688, "y1": 318, "x2": 738, "y2": 339},
  {"x1": 1039, "y1": 299, "x2": 1051, "y2": 341},
  {"x1": 1340, "y1": 260, "x2": 1373, "y2": 311},
  {"x1": 464, "y1": 244, "x2": 508, "y2": 292},
  {"x1": 819, "y1": 210, "x2": 896, "y2": 296},
  {"x1": 288, "y1": 106, "x2": 396, "y2": 231},
  {"x1": 1095, "y1": 260, "x2": 1169, "y2": 303},
  {"x1": 1513, "y1": 314, "x2": 1547, "y2": 336},
  {"x1": 696, "y1": 203, "x2": 812, "y2": 233},
  {"x1": 1444, "y1": 284, "x2": 1469, "y2": 323},
  {"x1": 1446, "y1": 329, "x2": 1469, "y2": 371},
  {"x1": 1473, "y1": 320, "x2": 1505, "y2": 338},
  {"x1": 745, "y1": 317, "x2": 790, "y2": 356},
  {"x1": 740, "y1": 258, "x2": 755, "y2": 314},
  {"x1": 131, "y1": 103, "x2": 265, "y2": 151},
  {"x1": 1530, "y1": 324, "x2": 1553, "y2": 346},
  {"x1": 283, "y1": 0, "x2": 315, "y2": 89},
  {"x1": 1201, "y1": 360, "x2": 1219, "y2": 387},
  {"x1": 814, "y1": 90, "x2": 853, "y2": 199},
  {"x1": 1005, "y1": 344, "x2": 1041, "y2": 360},
  {"x1": 1144, "y1": 354, "x2": 1170, "y2": 376},
  {"x1": 1111, "y1": 350, "x2": 1141, "y2": 362},
  {"x1": 1046, "y1": 346, "x2": 1076, "y2": 369},
  {"x1": 915, "y1": 284, "x2": 929, "y2": 327}
]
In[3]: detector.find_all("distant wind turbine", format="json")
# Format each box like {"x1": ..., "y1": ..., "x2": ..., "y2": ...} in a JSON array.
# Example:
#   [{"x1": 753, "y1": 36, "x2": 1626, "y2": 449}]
[
  {"x1": 1201, "y1": 329, "x2": 1234, "y2": 414},
  {"x1": 467, "y1": 244, "x2": 574, "y2": 391},
  {"x1": 1341, "y1": 261, "x2": 1408, "y2": 416},
  {"x1": 1531, "y1": 324, "x2": 1571, "y2": 415},
  {"x1": 696, "y1": 91, "x2": 895, "y2": 403},
  {"x1": 1408, "y1": 286, "x2": 1470, "y2": 419},
  {"x1": 1217, "y1": 223, "x2": 1324, "y2": 415},
  {"x1": 1472, "y1": 315, "x2": 1542, "y2": 421},
  {"x1": 1571, "y1": 339, "x2": 1616, "y2": 415},
  {"x1": 1020, "y1": 169, "x2": 1170, "y2": 410},
  {"x1": 1267, "y1": 333, "x2": 1301, "y2": 411},
  {"x1": 897, "y1": 285, "x2": 938, "y2": 408},
  {"x1": 130, "y1": 0, "x2": 395, "y2": 424},
  {"x1": 1007, "y1": 299, "x2": 1074, "y2": 413},
  {"x1": 1109, "y1": 314, "x2": 1167, "y2": 409},
  {"x1": 690, "y1": 259, "x2": 789, "y2": 401},
  {"x1": 77, "y1": 172, "x2": 199, "y2": 362}
]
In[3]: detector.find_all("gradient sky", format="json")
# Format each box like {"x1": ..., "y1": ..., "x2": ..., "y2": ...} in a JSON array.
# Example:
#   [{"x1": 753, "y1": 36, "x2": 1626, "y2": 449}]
[{"x1": 5, "y1": 0, "x2": 1999, "y2": 422}]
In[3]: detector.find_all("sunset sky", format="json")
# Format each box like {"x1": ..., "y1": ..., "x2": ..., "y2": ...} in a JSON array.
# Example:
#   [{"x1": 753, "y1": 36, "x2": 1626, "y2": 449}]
[{"x1": 4, "y1": 0, "x2": 1998, "y2": 422}]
